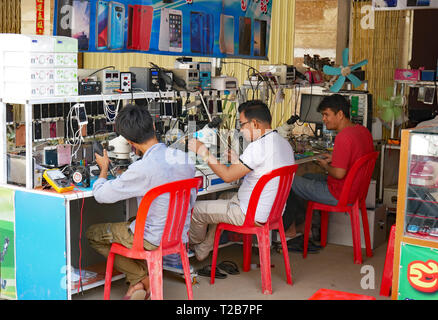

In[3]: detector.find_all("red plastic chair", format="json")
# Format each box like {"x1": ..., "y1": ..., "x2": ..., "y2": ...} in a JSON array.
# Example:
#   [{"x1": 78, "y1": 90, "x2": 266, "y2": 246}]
[
  {"x1": 309, "y1": 288, "x2": 376, "y2": 300},
  {"x1": 303, "y1": 151, "x2": 379, "y2": 264},
  {"x1": 210, "y1": 164, "x2": 299, "y2": 295},
  {"x1": 103, "y1": 178, "x2": 200, "y2": 300},
  {"x1": 380, "y1": 224, "x2": 396, "y2": 297}
]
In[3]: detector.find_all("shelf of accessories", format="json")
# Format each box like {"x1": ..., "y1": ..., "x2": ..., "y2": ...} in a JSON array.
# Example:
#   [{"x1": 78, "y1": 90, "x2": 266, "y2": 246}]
[
  {"x1": 394, "y1": 79, "x2": 438, "y2": 88},
  {"x1": 0, "y1": 89, "x2": 238, "y2": 105},
  {"x1": 0, "y1": 89, "x2": 239, "y2": 190}
]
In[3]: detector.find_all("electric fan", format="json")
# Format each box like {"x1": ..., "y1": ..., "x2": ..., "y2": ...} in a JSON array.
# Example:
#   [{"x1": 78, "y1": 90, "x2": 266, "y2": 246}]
[{"x1": 322, "y1": 48, "x2": 368, "y2": 93}]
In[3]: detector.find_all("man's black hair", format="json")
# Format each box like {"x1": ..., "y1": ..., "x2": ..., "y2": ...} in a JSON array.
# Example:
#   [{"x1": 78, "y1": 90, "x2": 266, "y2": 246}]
[
  {"x1": 115, "y1": 104, "x2": 155, "y2": 143},
  {"x1": 238, "y1": 100, "x2": 272, "y2": 125},
  {"x1": 317, "y1": 94, "x2": 351, "y2": 119}
]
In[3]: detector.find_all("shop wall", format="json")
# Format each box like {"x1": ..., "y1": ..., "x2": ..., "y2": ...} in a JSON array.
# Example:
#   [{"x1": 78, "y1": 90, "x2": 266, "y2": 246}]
[
  {"x1": 21, "y1": 0, "x2": 52, "y2": 35},
  {"x1": 0, "y1": 0, "x2": 21, "y2": 33}
]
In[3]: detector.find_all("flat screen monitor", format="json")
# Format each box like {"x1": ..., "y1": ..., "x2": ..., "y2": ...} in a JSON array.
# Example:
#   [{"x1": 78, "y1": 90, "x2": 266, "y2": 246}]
[{"x1": 299, "y1": 93, "x2": 325, "y2": 124}]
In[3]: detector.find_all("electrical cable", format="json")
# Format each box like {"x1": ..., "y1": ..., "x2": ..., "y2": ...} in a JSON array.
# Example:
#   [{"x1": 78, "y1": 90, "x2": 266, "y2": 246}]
[{"x1": 86, "y1": 66, "x2": 116, "y2": 78}]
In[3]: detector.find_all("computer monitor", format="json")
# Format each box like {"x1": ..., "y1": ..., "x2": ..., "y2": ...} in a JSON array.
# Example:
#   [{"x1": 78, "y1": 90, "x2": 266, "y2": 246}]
[{"x1": 299, "y1": 93, "x2": 325, "y2": 125}]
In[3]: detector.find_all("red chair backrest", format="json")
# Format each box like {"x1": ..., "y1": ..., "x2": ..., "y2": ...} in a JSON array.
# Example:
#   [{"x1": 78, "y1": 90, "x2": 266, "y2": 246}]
[
  {"x1": 337, "y1": 151, "x2": 379, "y2": 207},
  {"x1": 131, "y1": 178, "x2": 200, "y2": 252},
  {"x1": 242, "y1": 164, "x2": 299, "y2": 227}
]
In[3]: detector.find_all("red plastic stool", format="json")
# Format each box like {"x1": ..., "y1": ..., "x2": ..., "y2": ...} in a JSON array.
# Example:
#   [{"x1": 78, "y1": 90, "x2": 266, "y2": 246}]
[
  {"x1": 380, "y1": 224, "x2": 396, "y2": 297},
  {"x1": 309, "y1": 288, "x2": 376, "y2": 300}
]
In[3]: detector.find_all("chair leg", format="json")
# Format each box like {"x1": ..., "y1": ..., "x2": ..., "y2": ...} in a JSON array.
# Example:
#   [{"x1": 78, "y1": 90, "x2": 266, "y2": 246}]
[
  {"x1": 380, "y1": 225, "x2": 396, "y2": 297},
  {"x1": 277, "y1": 222, "x2": 292, "y2": 285},
  {"x1": 180, "y1": 245, "x2": 194, "y2": 300},
  {"x1": 210, "y1": 226, "x2": 222, "y2": 285},
  {"x1": 256, "y1": 229, "x2": 272, "y2": 295},
  {"x1": 147, "y1": 254, "x2": 163, "y2": 300},
  {"x1": 350, "y1": 202, "x2": 363, "y2": 264},
  {"x1": 243, "y1": 234, "x2": 253, "y2": 272},
  {"x1": 320, "y1": 211, "x2": 329, "y2": 248},
  {"x1": 303, "y1": 202, "x2": 314, "y2": 259},
  {"x1": 103, "y1": 251, "x2": 115, "y2": 300},
  {"x1": 360, "y1": 199, "x2": 373, "y2": 257}
]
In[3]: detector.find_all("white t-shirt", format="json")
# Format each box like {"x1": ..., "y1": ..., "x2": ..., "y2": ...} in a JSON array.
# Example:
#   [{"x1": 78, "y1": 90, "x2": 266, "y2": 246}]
[{"x1": 238, "y1": 130, "x2": 295, "y2": 223}]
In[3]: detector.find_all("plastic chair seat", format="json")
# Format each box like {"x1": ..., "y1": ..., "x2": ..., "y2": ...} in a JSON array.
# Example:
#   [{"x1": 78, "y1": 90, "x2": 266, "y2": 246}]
[
  {"x1": 303, "y1": 151, "x2": 379, "y2": 264},
  {"x1": 103, "y1": 178, "x2": 200, "y2": 300},
  {"x1": 309, "y1": 288, "x2": 376, "y2": 300},
  {"x1": 211, "y1": 165, "x2": 299, "y2": 295}
]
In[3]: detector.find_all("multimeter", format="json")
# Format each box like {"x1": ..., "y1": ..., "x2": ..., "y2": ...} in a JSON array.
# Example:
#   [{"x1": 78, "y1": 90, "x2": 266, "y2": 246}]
[{"x1": 43, "y1": 169, "x2": 75, "y2": 193}]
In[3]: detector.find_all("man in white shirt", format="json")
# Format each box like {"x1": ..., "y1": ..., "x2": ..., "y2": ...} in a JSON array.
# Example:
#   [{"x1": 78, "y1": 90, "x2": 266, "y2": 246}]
[{"x1": 188, "y1": 100, "x2": 295, "y2": 261}]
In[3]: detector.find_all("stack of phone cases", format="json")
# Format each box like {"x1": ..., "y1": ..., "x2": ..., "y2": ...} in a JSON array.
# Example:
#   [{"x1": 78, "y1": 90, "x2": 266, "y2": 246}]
[
  {"x1": 128, "y1": 5, "x2": 153, "y2": 51},
  {"x1": 95, "y1": 0, "x2": 125, "y2": 51},
  {"x1": 190, "y1": 11, "x2": 214, "y2": 55}
]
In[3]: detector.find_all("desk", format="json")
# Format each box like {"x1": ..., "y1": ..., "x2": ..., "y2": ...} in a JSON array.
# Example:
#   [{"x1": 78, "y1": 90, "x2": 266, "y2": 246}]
[{"x1": 0, "y1": 168, "x2": 237, "y2": 300}]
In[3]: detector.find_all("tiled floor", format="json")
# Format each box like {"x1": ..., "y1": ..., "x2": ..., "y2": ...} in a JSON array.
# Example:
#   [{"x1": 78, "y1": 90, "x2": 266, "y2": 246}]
[{"x1": 72, "y1": 240, "x2": 392, "y2": 301}]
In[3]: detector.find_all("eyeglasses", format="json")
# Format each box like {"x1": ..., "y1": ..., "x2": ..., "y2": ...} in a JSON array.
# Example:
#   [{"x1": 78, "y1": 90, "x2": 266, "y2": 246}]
[{"x1": 238, "y1": 121, "x2": 250, "y2": 131}]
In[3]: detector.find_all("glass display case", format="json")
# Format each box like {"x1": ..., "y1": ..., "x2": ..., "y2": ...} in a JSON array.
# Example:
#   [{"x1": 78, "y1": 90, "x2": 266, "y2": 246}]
[
  {"x1": 404, "y1": 127, "x2": 438, "y2": 239},
  {"x1": 392, "y1": 127, "x2": 438, "y2": 300}
]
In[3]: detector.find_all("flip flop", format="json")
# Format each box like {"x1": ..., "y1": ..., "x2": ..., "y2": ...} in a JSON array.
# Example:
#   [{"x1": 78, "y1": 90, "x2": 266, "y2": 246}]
[
  {"x1": 197, "y1": 264, "x2": 227, "y2": 279},
  {"x1": 218, "y1": 260, "x2": 240, "y2": 275}
]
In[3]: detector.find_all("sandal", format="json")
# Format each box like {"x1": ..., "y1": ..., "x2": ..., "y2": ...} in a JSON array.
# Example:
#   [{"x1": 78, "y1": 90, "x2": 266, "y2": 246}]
[
  {"x1": 217, "y1": 260, "x2": 240, "y2": 275},
  {"x1": 197, "y1": 265, "x2": 227, "y2": 279}
]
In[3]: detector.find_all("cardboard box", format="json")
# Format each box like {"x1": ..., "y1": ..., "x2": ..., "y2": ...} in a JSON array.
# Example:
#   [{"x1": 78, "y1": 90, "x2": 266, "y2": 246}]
[
  {"x1": 327, "y1": 205, "x2": 387, "y2": 249},
  {"x1": 383, "y1": 186, "x2": 398, "y2": 209},
  {"x1": 365, "y1": 180, "x2": 377, "y2": 209},
  {"x1": 394, "y1": 69, "x2": 420, "y2": 81}
]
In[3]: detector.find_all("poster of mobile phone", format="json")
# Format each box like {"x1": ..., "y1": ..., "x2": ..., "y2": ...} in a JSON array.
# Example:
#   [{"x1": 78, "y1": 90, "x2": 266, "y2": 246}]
[
  {"x1": 373, "y1": 0, "x2": 438, "y2": 10},
  {"x1": 53, "y1": 0, "x2": 273, "y2": 60}
]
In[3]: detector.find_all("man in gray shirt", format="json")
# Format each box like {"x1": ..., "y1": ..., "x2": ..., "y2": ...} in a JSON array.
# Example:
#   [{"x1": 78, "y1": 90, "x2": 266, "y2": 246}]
[{"x1": 86, "y1": 104, "x2": 196, "y2": 300}]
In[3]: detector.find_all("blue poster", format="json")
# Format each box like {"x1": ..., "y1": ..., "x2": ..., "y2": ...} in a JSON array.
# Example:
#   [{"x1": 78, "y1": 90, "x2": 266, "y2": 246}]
[{"x1": 53, "y1": 0, "x2": 273, "y2": 59}]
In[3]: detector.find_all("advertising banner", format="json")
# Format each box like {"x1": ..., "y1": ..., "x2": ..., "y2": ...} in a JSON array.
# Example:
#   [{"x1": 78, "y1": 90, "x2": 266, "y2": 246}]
[
  {"x1": 0, "y1": 188, "x2": 16, "y2": 300},
  {"x1": 372, "y1": 0, "x2": 438, "y2": 11},
  {"x1": 53, "y1": 0, "x2": 273, "y2": 59},
  {"x1": 398, "y1": 243, "x2": 438, "y2": 300}
]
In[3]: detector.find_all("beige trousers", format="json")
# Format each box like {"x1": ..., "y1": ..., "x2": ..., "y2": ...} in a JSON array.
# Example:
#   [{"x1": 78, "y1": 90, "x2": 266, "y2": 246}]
[
  {"x1": 86, "y1": 221, "x2": 158, "y2": 285},
  {"x1": 189, "y1": 192, "x2": 246, "y2": 260}
]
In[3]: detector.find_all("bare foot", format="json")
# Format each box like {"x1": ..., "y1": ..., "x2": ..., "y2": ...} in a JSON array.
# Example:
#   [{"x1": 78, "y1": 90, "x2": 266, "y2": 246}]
[
  {"x1": 284, "y1": 223, "x2": 297, "y2": 238},
  {"x1": 126, "y1": 281, "x2": 145, "y2": 298}
]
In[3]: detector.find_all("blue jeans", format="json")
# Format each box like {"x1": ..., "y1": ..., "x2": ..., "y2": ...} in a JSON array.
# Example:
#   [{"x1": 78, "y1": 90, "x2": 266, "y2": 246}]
[{"x1": 282, "y1": 173, "x2": 338, "y2": 230}]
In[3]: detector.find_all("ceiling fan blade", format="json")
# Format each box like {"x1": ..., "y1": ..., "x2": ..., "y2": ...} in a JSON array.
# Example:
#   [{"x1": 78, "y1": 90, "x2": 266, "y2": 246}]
[
  {"x1": 330, "y1": 76, "x2": 346, "y2": 93},
  {"x1": 342, "y1": 48, "x2": 349, "y2": 67},
  {"x1": 323, "y1": 65, "x2": 342, "y2": 76},
  {"x1": 351, "y1": 59, "x2": 368, "y2": 70},
  {"x1": 347, "y1": 73, "x2": 362, "y2": 88}
]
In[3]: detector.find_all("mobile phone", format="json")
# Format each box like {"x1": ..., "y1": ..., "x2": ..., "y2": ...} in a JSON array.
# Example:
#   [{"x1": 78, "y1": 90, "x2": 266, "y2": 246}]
[
  {"x1": 190, "y1": 12, "x2": 202, "y2": 53},
  {"x1": 56, "y1": 0, "x2": 73, "y2": 37},
  {"x1": 159, "y1": 8, "x2": 183, "y2": 52},
  {"x1": 254, "y1": 19, "x2": 267, "y2": 57},
  {"x1": 190, "y1": 12, "x2": 214, "y2": 55},
  {"x1": 71, "y1": 0, "x2": 90, "y2": 51},
  {"x1": 220, "y1": 14, "x2": 234, "y2": 55},
  {"x1": 108, "y1": 1, "x2": 125, "y2": 50},
  {"x1": 41, "y1": 104, "x2": 49, "y2": 118},
  {"x1": 50, "y1": 121, "x2": 57, "y2": 138},
  {"x1": 33, "y1": 104, "x2": 41, "y2": 120},
  {"x1": 34, "y1": 122, "x2": 42, "y2": 140},
  {"x1": 74, "y1": 103, "x2": 88, "y2": 125},
  {"x1": 239, "y1": 17, "x2": 251, "y2": 56},
  {"x1": 96, "y1": 0, "x2": 109, "y2": 50},
  {"x1": 128, "y1": 5, "x2": 153, "y2": 51}
]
